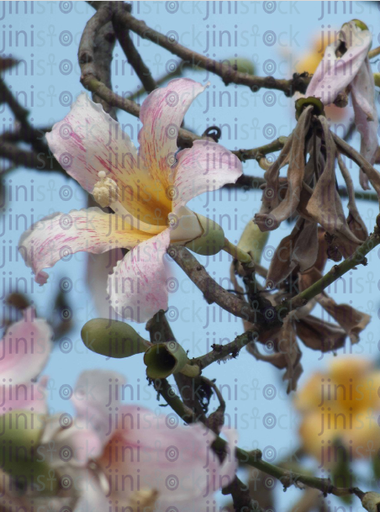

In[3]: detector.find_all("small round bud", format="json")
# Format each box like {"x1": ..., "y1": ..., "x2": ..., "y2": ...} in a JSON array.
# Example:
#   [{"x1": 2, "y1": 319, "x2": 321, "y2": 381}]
[
  {"x1": 237, "y1": 220, "x2": 269, "y2": 264},
  {"x1": 1, "y1": 410, "x2": 55, "y2": 493},
  {"x1": 81, "y1": 318, "x2": 151, "y2": 358},
  {"x1": 351, "y1": 19, "x2": 369, "y2": 31},
  {"x1": 185, "y1": 213, "x2": 225, "y2": 256}
]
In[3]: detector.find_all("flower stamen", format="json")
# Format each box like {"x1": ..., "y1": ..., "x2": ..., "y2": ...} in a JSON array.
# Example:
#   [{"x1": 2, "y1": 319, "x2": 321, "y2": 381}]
[{"x1": 93, "y1": 171, "x2": 119, "y2": 208}]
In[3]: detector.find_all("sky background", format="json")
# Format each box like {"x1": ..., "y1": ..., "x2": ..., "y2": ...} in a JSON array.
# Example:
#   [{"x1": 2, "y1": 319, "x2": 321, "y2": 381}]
[{"x1": 2, "y1": 1, "x2": 380, "y2": 509}]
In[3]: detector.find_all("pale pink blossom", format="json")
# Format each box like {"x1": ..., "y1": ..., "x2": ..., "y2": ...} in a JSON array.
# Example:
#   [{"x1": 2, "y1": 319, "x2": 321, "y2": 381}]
[
  {"x1": 52, "y1": 371, "x2": 238, "y2": 512},
  {"x1": 0, "y1": 307, "x2": 52, "y2": 414},
  {"x1": 19, "y1": 79, "x2": 242, "y2": 323},
  {"x1": 306, "y1": 21, "x2": 378, "y2": 189}
]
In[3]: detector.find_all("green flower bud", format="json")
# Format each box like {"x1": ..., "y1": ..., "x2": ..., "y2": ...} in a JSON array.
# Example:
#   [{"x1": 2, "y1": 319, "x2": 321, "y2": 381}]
[
  {"x1": 185, "y1": 213, "x2": 225, "y2": 256},
  {"x1": 361, "y1": 491, "x2": 380, "y2": 512},
  {"x1": 350, "y1": 19, "x2": 369, "y2": 31},
  {"x1": 238, "y1": 220, "x2": 269, "y2": 264},
  {"x1": 0, "y1": 410, "x2": 56, "y2": 493},
  {"x1": 295, "y1": 97, "x2": 325, "y2": 120},
  {"x1": 81, "y1": 318, "x2": 151, "y2": 358},
  {"x1": 144, "y1": 341, "x2": 199, "y2": 379},
  {"x1": 374, "y1": 73, "x2": 380, "y2": 88},
  {"x1": 228, "y1": 56, "x2": 255, "y2": 75}
]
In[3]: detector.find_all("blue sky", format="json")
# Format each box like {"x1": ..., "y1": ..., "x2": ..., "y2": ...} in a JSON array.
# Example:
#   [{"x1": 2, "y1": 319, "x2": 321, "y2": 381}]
[{"x1": 2, "y1": 1, "x2": 380, "y2": 508}]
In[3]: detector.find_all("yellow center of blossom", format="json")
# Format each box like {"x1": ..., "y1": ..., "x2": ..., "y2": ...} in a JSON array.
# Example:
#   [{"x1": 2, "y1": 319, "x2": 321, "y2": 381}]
[
  {"x1": 129, "y1": 488, "x2": 159, "y2": 511},
  {"x1": 92, "y1": 171, "x2": 119, "y2": 208}
]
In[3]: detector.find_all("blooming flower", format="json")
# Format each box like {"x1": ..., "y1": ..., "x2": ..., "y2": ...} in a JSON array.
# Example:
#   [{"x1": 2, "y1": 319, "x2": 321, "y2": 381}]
[
  {"x1": 19, "y1": 79, "x2": 242, "y2": 323},
  {"x1": 0, "y1": 313, "x2": 237, "y2": 511},
  {"x1": 305, "y1": 20, "x2": 378, "y2": 189},
  {"x1": 294, "y1": 357, "x2": 380, "y2": 467}
]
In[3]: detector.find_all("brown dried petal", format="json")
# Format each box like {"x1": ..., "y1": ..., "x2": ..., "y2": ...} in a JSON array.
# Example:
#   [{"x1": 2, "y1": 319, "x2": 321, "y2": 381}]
[
  {"x1": 317, "y1": 292, "x2": 371, "y2": 344},
  {"x1": 295, "y1": 315, "x2": 347, "y2": 352},
  {"x1": 333, "y1": 131, "x2": 380, "y2": 199},
  {"x1": 337, "y1": 153, "x2": 368, "y2": 242},
  {"x1": 305, "y1": 118, "x2": 363, "y2": 257},
  {"x1": 247, "y1": 317, "x2": 303, "y2": 393},
  {"x1": 266, "y1": 218, "x2": 318, "y2": 287},
  {"x1": 256, "y1": 107, "x2": 312, "y2": 231},
  {"x1": 258, "y1": 135, "x2": 294, "y2": 216}
]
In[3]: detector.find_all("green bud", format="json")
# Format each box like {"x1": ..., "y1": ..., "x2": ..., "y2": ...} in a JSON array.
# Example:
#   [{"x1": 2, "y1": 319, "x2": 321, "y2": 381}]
[
  {"x1": 295, "y1": 97, "x2": 325, "y2": 120},
  {"x1": 144, "y1": 341, "x2": 199, "y2": 379},
  {"x1": 81, "y1": 318, "x2": 151, "y2": 358},
  {"x1": 0, "y1": 410, "x2": 56, "y2": 493},
  {"x1": 228, "y1": 56, "x2": 255, "y2": 75},
  {"x1": 350, "y1": 19, "x2": 369, "y2": 31},
  {"x1": 238, "y1": 220, "x2": 269, "y2": 264},
  {"x1": 361, "y1": 491, "x2": 380, "y2": 512},
  {"x1": 374, "y1": 73, "x2": 380, "y2": 88},
  {"x1": 185, "y1": 213, "x2": 225, "y2": 256}
]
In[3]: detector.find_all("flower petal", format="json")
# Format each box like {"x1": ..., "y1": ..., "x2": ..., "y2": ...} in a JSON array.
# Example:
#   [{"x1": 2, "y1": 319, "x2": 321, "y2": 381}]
[
  {"x1": 0, "y1": 376, "x2": 49, "y2": 415},
  {"x1": 108, "y1": 229, "x2": 170, "y2": 323},
  {"x1": 172, "y1": 140, "x2": 242, "y2": 208},
  {"x1": 0, "y1": 308, "x2": 52, "y2": 385},
  {"x1": 46, "y1": 93, "x2": 170, "y2": 223},
  {"x1": 306, "y1": 22, "x2": 372, "y2": 105},
  {"x1": 351, "y1": 57, "x2": 379, "y2": 189},
  {"x1": 19, "y1": 207, "x2": 153, "y2": 284},
  {"x1": 98, "y1": 406, "x2": 236, "y2": 509},
  {"x1": 70, "y1": 370, "x2": 126, "y2": 458},
  {"x1": 138, "y1": 78, "x2": 208, "y2": 193}
]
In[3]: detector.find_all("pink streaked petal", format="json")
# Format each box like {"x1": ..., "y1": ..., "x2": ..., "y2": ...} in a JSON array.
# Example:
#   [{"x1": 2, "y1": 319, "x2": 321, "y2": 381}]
[
  {"x1": 108, "y1": 229, "x2": 170, "y2": 323},
  {"x1": 138, "y1": 78, "x2": 208, "y2": 192},
  {"x1": 71, "y1": 370, "x2": 126, "y2": 450},
  {"x1": 306, "y1": 23, "x2": 371, "y2": 105},
  {"x1": 173, "y1": 140, "x2": 242, "y2": 208},
  {"x1": 46, "y1": 92, "x2": 138, "y2": 194},
  {"x1": 19, "y1": 207, "x2": 152, "y2": 284},
  {"x1": 0, "y1": 376, "x2": 49, "y2": 416},
  {"x1": 0, "y1": 308, "x2": 52, "y2": 385},
  {"x1": 46, "y1": 93, "x2": 170, "y2": 220}
]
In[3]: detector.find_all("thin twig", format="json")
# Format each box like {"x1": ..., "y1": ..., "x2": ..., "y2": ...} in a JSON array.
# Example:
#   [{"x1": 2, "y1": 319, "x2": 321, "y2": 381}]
[
  {"x1": 155, "y1": 377, "x2": 360, "y2": 499},
  {"x1": 112, "y1": 3, "x2": 156, "y2": 94},
  {"x1": 193, "y1": 330, "x2": 257, "y2": 370},
  {"x1": 278, "y1": 220, "x2": 380, "y2": 317},
  {"x1": 117, "y1": 11, "x2": 310, "y2": 96},
  {"x1": 168, "y1": 246, "x2": 261, "y2": 324}
]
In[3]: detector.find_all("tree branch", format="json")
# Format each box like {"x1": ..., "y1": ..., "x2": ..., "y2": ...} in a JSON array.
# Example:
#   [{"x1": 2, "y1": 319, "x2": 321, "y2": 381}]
[
  {"x1": 278, "y1": 220, "x2": 380, "y2": 317},
  {"x1": 116, "y1": 11, "x2": 310, "y2": 96},
  {"x1": 112, "y1": 3, "x2": 156, "y2": 94},
  {"x1": 154, "y1": 375, "x2": 360, "y2": 499},
  {"x1": 168, "y1": 245, "x2": 261, "y2": 324}
]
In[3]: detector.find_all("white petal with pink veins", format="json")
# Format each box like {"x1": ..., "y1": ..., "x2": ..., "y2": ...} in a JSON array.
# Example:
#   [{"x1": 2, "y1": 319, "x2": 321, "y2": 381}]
[
  {"x1": 107, "y1": 229, "x2": 171, "y2": 323},
  {"x1": 46, "y1": 93, "x2": 171, "y2": 221},
  {"x1": 173, "y1": 139, "x2": 242, "y2": 208},
  {"x1": 0, "y1": 308, "x2": 52, "y2": 385},
  {"x1": 19, "y1": 207, "x2": 152, "y2": 284},
  {"x1": 138, "y1": 78, "x2": 208, "y2": 192}
]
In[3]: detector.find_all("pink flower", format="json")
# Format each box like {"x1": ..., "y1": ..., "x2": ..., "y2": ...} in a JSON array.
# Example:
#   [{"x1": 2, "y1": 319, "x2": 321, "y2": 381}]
[
  {"x1": 306, "y1": 20, "x2": 378, "y2": 188},
  {"x1": 19, "y1": 79, "x2": 242, "y2": 323},
  {"x1": 0, "y1": 315, "x2": 237, "y2": 510},
  {"x1": 50, "y1": 371, "x2": 238, "y2": 512},
  {"x1": 0, "y1": 307, "x2": 52, "y2": 414}
]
